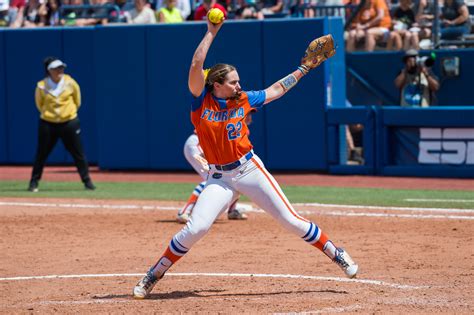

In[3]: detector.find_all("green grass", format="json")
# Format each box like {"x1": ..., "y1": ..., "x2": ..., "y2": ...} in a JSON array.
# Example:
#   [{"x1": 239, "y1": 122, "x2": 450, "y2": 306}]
[{"x1": 1, "y1": 180, "x2": 473, "y2": 209}]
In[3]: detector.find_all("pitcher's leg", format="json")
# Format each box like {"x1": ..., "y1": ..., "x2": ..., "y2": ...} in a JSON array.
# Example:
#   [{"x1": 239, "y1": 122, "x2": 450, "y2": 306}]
[
  {"x1": 227, "y1": 194, "x2": 248, "y2": 220},
  {"x1": 177, "y1": 181, "x2": 206, "y2": 223},
  {"x1": 237, "y1": 156, "x2": 358, "y2": 278},
  {"x1": 133, "y1": 181, "x2": 237, "y2": 298}
]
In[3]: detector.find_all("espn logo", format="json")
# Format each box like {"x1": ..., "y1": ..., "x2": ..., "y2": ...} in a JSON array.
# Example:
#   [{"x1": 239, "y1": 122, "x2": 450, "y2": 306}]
[{"x1": 418, "y1": 128, "x2": 474, "y2": 165}]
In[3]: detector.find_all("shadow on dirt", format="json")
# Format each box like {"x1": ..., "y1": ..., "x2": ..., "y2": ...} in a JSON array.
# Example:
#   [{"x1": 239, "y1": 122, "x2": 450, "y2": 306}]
[{"x1": 92, "y1": 288, "x2": 348, "y2": 301}]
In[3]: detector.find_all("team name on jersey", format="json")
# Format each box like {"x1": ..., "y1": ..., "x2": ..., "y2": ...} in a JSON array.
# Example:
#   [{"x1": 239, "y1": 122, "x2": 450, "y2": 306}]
[{"x1": 200, "y1": 107, "x2": 245, "y2": 122}]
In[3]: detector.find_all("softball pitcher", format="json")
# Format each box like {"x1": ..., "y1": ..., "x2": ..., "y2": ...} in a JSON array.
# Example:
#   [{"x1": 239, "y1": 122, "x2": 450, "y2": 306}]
[{"x1": 133, "y1": 16, "x2": 358, "y2": 299}]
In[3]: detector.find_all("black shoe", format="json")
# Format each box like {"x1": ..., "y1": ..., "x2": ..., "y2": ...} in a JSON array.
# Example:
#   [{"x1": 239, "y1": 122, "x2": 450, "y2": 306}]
[
  {"x1": 28, "y1": 181, "x2": 39, "y2": 192},
  {"x1": 84, "y1": 180, "x2": 96, "y2": 190}
]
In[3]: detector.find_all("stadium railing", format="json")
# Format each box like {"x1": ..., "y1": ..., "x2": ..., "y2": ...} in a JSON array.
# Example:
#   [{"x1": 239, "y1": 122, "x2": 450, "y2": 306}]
[{"x1": 59, "y1": 4, "x2": 121, "y2": 23}]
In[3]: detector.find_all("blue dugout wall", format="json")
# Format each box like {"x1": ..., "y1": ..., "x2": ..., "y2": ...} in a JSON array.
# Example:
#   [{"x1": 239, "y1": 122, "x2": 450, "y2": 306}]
[
  {"x1": 327, "y1": 106, "x2": 474, "y2": 178},
  {"x1": 0, "y1": 18, "x2": 343, "y2": 170}
]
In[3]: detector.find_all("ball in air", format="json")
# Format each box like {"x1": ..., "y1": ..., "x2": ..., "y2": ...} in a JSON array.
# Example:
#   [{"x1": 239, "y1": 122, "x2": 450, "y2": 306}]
[{"x1": 208, "y1": 8, "x2": 224, "y2": 25}]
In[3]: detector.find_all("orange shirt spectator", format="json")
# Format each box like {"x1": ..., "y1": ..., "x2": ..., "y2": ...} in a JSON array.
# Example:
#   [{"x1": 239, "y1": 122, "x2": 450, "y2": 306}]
[{"x1": 352, "y1": 0, "x2": 391, "y2": 29}]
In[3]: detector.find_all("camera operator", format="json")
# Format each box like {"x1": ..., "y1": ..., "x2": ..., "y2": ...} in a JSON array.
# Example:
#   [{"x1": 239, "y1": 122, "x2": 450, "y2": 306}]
[{"x1": 394, "y1": 49, "x2": 439, "y2": 107}]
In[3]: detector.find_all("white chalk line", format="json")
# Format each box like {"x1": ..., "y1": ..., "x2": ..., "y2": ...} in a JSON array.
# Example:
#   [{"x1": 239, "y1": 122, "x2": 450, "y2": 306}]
[
  {"x1": 293, "y1": 203, "x2": 474, "y2": 213},
  {"x1": 404, "y1": 199, "x2": 474, "y2": 203},
  {"x1": 1, "y1": 201, "x2": 473, "y2": 220},
  {"x1": 2, "y1": 201, "x2": 472, "y2": 213},
  {"x1": 0, "y1": 272, "x2": 428, "y2": 290},
  {"x1": 297, "y1": 210, "x2": 474, "y2": 220},
  {"x1": 273, "y1": 304, "x2": 362, "y2": 314}
]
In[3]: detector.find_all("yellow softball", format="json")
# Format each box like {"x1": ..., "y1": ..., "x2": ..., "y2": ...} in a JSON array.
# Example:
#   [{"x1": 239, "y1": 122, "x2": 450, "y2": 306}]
[{"x1": 208, "y1": 8, "x2": 224, "y2": 25}]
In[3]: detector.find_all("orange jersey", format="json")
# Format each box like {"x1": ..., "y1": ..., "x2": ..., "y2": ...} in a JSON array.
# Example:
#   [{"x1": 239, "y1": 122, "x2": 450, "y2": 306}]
[
  {"x1": 353, "y1": 0, "x2": 391, "y2": 29},
  {"x1": 190, "y1": 89, "x2": 266, "y2": 165}
]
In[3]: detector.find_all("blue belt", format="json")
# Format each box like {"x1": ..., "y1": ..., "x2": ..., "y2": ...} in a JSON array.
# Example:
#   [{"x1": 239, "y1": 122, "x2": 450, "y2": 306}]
[{"x1": 214, "y1": 151, "x2": 254, "y2": 171}]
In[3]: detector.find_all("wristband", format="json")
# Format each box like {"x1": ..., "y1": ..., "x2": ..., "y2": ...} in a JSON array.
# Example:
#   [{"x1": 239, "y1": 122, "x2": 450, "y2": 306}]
[{"x1": 298, "y1": 65, "x2": 309, "y2": 75}]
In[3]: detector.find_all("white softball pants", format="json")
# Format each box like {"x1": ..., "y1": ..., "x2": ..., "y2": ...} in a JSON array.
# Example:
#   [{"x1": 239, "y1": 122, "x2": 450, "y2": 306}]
[{"x1": 173, "y1": 154, "x2": 313, "y2": 251}]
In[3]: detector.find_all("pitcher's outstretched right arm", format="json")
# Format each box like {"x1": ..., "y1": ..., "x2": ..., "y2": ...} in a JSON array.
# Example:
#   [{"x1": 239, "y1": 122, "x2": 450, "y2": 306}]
[{"x1": 188, "y1": 18, "x2": 224, "y2": 97}]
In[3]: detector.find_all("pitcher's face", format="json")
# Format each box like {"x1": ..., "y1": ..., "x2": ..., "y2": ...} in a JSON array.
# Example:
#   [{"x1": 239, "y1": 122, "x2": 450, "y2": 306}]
[{"x1": 215, "y1": 70, "x2": 242, "y2": 99}]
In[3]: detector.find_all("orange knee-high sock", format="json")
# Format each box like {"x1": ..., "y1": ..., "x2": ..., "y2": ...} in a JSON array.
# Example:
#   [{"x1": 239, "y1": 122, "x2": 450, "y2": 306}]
[
  {"x1": 178, "y1": 181, "x2": 205, "y2": 215},
  {"x1": 161, "y1": 246, "x2": 183, "y2": 264},
  {"x1": 313, "y1": 232, "x2": 329, "y2": 251},
  {"x1": 185, "y1": 192, "x2": 199, "y2": 207},
  {"x1": 312, "y1": 232, "x2": 338, "y2": 260},
  {"x1": 178, "y1": 193, "x2": 199, "y2": 215},
  {"x1": 150, "y1": 246, "x2": 184, "y2": 278}
]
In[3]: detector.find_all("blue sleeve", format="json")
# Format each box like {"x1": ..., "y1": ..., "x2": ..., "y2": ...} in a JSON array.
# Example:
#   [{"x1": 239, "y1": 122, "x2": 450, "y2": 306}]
[
  {"x1": 191, "y1": 89, "x2": 207, "y2": 112},
  {"x1": 246, "y1": 90, "x2": 266, "y2": 109}
]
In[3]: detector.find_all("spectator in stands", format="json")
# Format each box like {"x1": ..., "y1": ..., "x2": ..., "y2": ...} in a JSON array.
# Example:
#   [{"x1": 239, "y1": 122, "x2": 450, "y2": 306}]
[
  {"x1": 125, "y1": 0, "x2": 156, "y2": 23},
  {"x1": 157, "y1": 0, "x2": 184, "y2": 22},
  {"x1": 389, "y1": 0, "x2": 419, "y2": 50},
  {"x1": 29, "y1": 57, "x2": 96, "y2": 192},
  {"x1": 0, "y1": 0, "x2": 9, "y2": 27},
  {"x1": 260, "y1": 0, "x2": 284, "y2": 15},
  {"x1": 62, "y1": 0, "x2": 109, "y2": 26},
  {"x1": 394, "y1": 49, "x2": 439, "y2": 107},
  {"x1": 8, "y1": 0, "x2": 26, "y2": 28},
  {"x1": 61, "y1": 0, "x2": 82, "y2": 26},
  {"x1": 21, "y1": 0, "x2": 47, "y2": 27},
  {"x1": 156, "y1": 0, "x2": 191, "y2": 20},
  {"x1": 234, "y1": 0, "x2": 264, "y2": 19},
  {"x1": 45, "y1": 0, "x2": 61, "y2": 26},
  {"x1": 414, "y1": 0, "x2": 434, "y2": 45},
  {"x1": 83, "y1": 0, "x2": 110, "y2": 25},
  {"x1": 177, "y1": 0, "x2": 191, "y2": 20},
  {"x1": 440, "y1": 0, "x2": 471, "y2": 40},
  {"x1": 289, "y1": 0, "x2": 316, "y2": 18},
  {"x1": 110, "y1": 0, "x2": 133, "y2": 23},
  {"x1": 194, "y1": 0, "x2": 227, "y2": 20},
  {"x1": 345, "y1": 0, "x2": 392, "y2": 52}
]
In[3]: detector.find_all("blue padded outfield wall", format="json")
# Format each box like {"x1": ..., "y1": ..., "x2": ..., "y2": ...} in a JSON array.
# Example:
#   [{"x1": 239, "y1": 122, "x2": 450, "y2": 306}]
[
  {"x1": 1, "y1": 19, "x2": 473, "y2": 177},
  {"x1": 0, "y1": 18, "x2": 343, "y2": 170},
  {"x1": 0, "y1": 31, "x2": 6, "y2": 163}
]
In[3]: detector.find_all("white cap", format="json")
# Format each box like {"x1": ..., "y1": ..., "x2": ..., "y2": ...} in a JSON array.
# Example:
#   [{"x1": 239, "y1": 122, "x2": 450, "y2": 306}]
[{"x1": 47, "y1": 59, "x2": 67, "y2": 70}]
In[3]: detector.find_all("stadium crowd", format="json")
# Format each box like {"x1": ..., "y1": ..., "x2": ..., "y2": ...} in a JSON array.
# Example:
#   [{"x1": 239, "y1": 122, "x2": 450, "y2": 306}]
[{"x1": 0, "y1": 0, "x2": 473, "y2": 49}]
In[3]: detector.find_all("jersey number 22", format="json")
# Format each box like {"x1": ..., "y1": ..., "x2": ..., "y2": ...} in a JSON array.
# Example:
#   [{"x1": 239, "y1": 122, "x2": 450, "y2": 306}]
[{"x1": 226, "y1": 121, "x2": 242, "y2": 140}]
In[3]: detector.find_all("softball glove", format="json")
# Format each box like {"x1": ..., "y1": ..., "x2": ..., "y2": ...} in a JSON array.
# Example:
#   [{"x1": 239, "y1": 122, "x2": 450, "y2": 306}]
[{"x1": 300, "y1": 34, "x2": 336, "y2": 72}]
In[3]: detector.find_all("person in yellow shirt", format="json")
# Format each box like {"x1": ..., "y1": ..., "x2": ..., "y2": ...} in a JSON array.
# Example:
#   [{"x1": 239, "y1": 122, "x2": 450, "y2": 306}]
[
  {"x1": 28, "y1": 57, "x2": 95, "y2": 192},
  {"x1": 157, "y1": 0, "x2": 183, "y2": 23}
]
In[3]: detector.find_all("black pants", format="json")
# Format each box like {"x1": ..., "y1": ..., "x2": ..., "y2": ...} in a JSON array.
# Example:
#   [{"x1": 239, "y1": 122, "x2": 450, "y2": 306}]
[{"x1": 30, "y1": 118, "x2": 91, "y2": 183}]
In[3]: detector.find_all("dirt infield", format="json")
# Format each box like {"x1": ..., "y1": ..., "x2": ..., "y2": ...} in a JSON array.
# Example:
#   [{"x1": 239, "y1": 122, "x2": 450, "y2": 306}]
[{"x1": 1, "y1": 198, "x2": 473, "y2": 313}]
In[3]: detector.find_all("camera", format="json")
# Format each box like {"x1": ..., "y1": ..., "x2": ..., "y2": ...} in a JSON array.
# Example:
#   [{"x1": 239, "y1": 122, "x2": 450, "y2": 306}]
[{"x1": 416, "y1": 53, "x2": 436, "y2": 68}]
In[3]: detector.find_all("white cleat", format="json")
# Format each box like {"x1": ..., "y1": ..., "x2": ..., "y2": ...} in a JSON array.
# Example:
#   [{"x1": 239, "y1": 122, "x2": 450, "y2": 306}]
[
  {"x1": 176, "y1": 213, "x2": 190, "y2": 224},
  {"x1": 133, "y1": 270, "x2": 158, "y2": 299},
  {"x1": 333, "y1": 248, "x2": 358, "y2": 278}
]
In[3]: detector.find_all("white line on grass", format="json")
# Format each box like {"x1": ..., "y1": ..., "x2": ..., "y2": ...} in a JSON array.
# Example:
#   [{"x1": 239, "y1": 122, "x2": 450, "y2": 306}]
[
  {"x1": 0, "y1": 272, "x2": 428, "y2": 290},
  {"x1": 404, "y1": 199, "x2": 474, "y2": 203}
]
